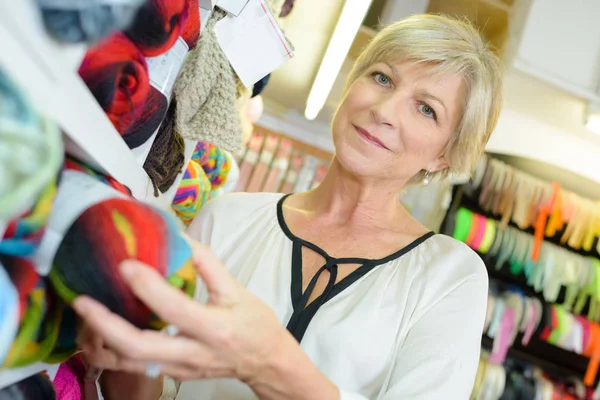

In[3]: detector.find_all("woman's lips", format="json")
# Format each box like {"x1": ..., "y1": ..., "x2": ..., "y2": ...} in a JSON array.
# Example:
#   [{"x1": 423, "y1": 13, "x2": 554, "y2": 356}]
[{"x1": 353, "y1": 125, "x2": 390, "y2": 151}]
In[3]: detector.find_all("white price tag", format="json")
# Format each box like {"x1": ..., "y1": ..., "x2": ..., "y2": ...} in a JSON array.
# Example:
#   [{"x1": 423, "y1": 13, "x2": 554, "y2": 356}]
[
  {"x1": 273, "y1": 158, "x2": 289, "y2": 172},
  {"x1": 244, "y1": 149, "x2": 259, "y2": 165},
  {"x1": 259, "y1": 150, "x2": 274, "y2": 165},
  {"x1": 216, "y1": 0, "x2": 250, "y2": 16},
  {"x1": 32, "y1": 170, "x2": 128, "y2": 275},
  {"x1": 146, "y1": 37, "x2": 189, "y2": 100},
  {"x1": 214, "y1": 0, "x2": 294, "y2": 88}
]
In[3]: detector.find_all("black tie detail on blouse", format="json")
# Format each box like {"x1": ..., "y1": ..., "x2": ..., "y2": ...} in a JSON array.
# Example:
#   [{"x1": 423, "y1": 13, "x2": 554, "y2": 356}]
[{"x1": 276, "y1": 194, "x2": 435, "y2": 343}]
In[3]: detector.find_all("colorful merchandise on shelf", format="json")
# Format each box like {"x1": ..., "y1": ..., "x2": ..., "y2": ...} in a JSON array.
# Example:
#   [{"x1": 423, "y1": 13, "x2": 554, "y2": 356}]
[
  {"x1": 78, "y1": 33, "x2": 150, "y2": 146},
  {"x1": 171, "y1": 160, "x2": 211, "y2": 226},
  {"x1": 49, "y1": 180, "x2": 196, "y2": 330},
  {"x1": 36, "y1": 0, "x2": 146, "y2": 44},
  {"x1": 123, "y1": 0, "x2": 187, "y2": 57},
  {"x1": 143, "y1": 99, "x2": 185, "y2": 195},
  {"x1": 293, "y1": 155, "x2": 318, "y2": 193},
  {"x1": 246, "y1": 135, "x2": 278, "y2": 192},
  {"x1": 192, "y1": 142, "x2": 231, "y2": 190},
  {"x1": 280, "y1": 151, "x2": 304, "y2": 194},
  {"x1": 236, "y1": 133, "x2": 264, "y2": 192},
  {"x1": 261, "y1": 138, "x2": 291, "y2": 192},
  {"x1": 0, "y1": 180, "x2": 57, "y2": 258},
  {"x1": 173, "y1": 9, "x2": 243, "y2": 153},
  {"x1": 0, "y1": 69, "x2": 63, "y2": 221},
  {"x1": 0, "y1": 264, "x2": 19, "y2": 366}
]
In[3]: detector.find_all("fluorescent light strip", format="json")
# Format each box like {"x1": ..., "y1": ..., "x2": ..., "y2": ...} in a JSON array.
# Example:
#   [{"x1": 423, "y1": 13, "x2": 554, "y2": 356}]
[{"x1": 304, "y1": 0, "x2": 373, "y2": 120}]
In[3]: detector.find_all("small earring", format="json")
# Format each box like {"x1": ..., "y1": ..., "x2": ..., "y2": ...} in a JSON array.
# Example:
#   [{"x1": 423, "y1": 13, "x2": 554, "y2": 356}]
[{"x1": 423, "y1": 170, "x2": 431, "y2": 185}]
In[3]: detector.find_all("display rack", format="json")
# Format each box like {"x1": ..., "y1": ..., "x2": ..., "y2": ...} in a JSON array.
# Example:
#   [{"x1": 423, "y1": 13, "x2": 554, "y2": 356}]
[{"x1": 0, "y1": 0, "x2": 168, "y2": 210}]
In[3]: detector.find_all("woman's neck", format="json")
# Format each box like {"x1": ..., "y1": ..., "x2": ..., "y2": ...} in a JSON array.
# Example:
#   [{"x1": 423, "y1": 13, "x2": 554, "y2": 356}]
[{"x1": 299, "y1": 158, "x2": 410, "y2": 229}]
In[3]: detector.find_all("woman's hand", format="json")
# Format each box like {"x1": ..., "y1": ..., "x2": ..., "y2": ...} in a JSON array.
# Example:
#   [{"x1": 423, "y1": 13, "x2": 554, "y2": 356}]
[{"x1": 73, "y1": 242, "x2": 294, "y2": 384}]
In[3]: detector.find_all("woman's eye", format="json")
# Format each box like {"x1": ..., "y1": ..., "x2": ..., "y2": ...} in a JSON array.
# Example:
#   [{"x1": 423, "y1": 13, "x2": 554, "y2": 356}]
[
  {"x1": 418, "y1": 103, "x2": 437, "y2": 121},
  {"x1": 372, "y1": 72, "x2": 391, "y2": 87}
]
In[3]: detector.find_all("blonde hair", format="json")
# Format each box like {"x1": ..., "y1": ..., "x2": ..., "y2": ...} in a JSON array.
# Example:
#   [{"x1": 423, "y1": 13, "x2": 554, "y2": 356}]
[{"x1": 345, "y1": 14, "x2": 504, "y2": 183}]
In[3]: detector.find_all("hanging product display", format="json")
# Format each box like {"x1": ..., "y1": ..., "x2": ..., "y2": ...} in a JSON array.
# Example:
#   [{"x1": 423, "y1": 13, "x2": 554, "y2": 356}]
[
  {"x1": 191, "y1": 141, "x2": 231, "y2": 189},
  {"x1": 171, "y1": 159, "x2": 212, "y2": 226},
  {"x1": 36, "y1": 0, "x2": 146, "y2": 44},
  {"x1": 143, "y1": 99, "x2": 186, "y2": 195}
]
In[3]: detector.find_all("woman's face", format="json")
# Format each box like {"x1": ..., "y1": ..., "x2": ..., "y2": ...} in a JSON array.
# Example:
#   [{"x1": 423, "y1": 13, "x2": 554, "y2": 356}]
[{"x1": 331, "y1": 60, "x2": 466, "y2": 183}]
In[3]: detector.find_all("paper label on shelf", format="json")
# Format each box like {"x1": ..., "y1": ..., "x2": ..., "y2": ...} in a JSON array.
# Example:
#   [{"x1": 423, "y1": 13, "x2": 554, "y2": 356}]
[
  {"x1": 146, "y1": 37, "x2": 189, "y2": 100},
  {"x1": 259, "y1": 150, "x2": 274, "y2": 165},
  {"x1": 244, "y1": 149, "x2": 259, "y2": 165},
  {"x1": 216, "y1": 0, "x2": 250, "y2": 16},
  {"x1": 286, "y1": 170, "x2": 297, "y2": 183},
  {"x1": 273, "y1": 158, "x2": 289, "y2": 172},
  {"x1": 32, "y1": 170, "x2": 128, "y2": 276},
  {"x1": 199, "y1": 0, "x2": 216, "y2": 9},
  {"x1": 214, "y1": 0, "x2": 294, "y2": 88}
]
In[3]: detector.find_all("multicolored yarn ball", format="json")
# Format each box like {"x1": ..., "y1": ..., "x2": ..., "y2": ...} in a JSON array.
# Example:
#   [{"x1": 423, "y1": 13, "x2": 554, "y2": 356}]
[
  {"x1": 124, "y1": 0, "x2": 187, "y2": 57},
  {"x1": 171, "y1": 160, "x2": 211, "y2": 226},
  {"x1": 0, "y1": 179, "x2": 57, "y2": 258},
  {"x1": 0, "y1": 69, "x2": 63, "y2": 221},
  {"x1": 49, "y1": 197, "x2": 196, "y2": 330},
  {"x1": 0, "y1": 264, "x2": 19, "y2": 366},
  {"x1": 65, "y1": 157, "x2": 132, "y2": 196},
  {"x1": 191, "y1": 142, "x2": 231, "y2": 190},
  {"x1": 37, "y1": 0, "x2": 146, "y2": 44},
  {"x1": 78, "y1": 33, "x2": 150, "y2": 145},
  {"x1": 1, "y1": 256, "x2": 62, "y2": 368}
]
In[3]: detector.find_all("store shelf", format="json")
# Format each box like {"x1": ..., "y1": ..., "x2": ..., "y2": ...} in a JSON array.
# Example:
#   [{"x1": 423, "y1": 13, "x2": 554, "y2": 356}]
[
  {"x1": 0, "y1": 0, "x2": 167, "y2": 208},
  {"x1": 0, "y1": 362, "x2": 57, "y2": 391}
]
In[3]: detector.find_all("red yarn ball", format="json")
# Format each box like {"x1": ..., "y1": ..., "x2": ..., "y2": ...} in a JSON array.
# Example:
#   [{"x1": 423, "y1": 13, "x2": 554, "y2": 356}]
[{"x1": 78, "y1": 33, "x2": 150, "y2": 140}]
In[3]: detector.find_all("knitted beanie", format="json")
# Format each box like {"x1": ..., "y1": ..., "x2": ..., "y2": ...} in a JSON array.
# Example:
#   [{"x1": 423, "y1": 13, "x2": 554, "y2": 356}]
[{"x1": 173, "y1": 9, "x2": 242, "y2": 153}]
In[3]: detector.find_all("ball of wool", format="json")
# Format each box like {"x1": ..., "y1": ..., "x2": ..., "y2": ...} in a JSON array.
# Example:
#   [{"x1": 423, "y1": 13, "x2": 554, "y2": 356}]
[
  {"x1": 65, "y1": 157, "x2": 132, "y2": 196},
  {"x1": 49, "y1": 198, "x2": 196, "y2": 330},
  {"x1": 191, "y1": 142, "x2": 231, "y2": 190},
  {"x1": 36, "y1": 0, "x2": 146, "y2": 44},
  {"x1": 1, "y1": 256, "x2": 62, "y2": 368},
  {"x1": 0, "y1": 179, "x2": 58, "y2": 258},
  {"x1": 124, "y1": 0, "x2": 187, "y2": 57},
  {"x1": 78, "y1": 33, "x2": 150, "y2": 142},
  {"x1": 0, "y1": 69, "x2": 63, "y2": 221},
  {"x1": 0, "y1": 265, "x2": 19, "y2": 366},
  {"x1": 171, "y1": 160, "x2": 211, "y2": 226},
  {"x1": 182, "y1": 0, "x2": 201, "y2": 49}
]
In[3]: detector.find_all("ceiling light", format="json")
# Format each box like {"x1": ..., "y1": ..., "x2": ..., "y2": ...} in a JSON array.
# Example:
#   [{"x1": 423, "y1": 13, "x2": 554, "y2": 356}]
[{"x1": 304, "y1": 0, "x2": 373, "y2": 120}]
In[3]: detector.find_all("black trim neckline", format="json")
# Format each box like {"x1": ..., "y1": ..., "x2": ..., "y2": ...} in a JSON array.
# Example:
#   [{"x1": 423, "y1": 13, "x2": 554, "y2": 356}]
[{"x1": 277, "y1": 193, "x2": 435, "y2": 342}]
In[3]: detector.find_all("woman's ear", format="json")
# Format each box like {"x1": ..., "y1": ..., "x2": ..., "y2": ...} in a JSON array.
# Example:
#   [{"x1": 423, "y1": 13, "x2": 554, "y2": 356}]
[{"x1": 427, "y1": 158, "x2": 449, "y2": 173}]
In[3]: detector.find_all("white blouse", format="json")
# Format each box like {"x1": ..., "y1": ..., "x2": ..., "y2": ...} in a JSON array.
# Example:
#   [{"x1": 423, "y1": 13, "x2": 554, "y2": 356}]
[{"x1": 176, "y1": 192, "x2": 488, "y2": 400}]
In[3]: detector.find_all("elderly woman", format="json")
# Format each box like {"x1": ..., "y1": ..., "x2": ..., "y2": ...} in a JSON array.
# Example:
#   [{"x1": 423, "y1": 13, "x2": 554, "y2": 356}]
[{"x1": 75, "y1": 13, "x2": 503, "y2": 400}]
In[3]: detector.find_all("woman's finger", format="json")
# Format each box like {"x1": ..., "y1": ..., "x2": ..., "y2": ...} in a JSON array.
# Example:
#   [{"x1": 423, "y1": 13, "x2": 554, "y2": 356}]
[
  {"x1": 190, "y1": 242, "x2": 240, "y2": 305},
  {"x1": 117, "y1": 260, "x2": 226, "y2": 339},
  {"x1": 73, "y1": 295, "x2": 208, "y2": 364}
]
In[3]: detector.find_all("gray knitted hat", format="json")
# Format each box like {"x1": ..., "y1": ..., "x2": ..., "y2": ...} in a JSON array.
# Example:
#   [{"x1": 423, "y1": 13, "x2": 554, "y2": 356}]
[{"x1": 173, "y1": 9, "x2": 242, "y2": 153}]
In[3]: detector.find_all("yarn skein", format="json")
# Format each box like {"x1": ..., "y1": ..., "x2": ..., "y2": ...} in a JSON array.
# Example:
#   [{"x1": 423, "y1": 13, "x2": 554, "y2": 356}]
[
  {"x1": 0, "y1": 373, "x2": 57, "y2": 399},
  {"x1": 122, "y1": 0, "x2": 200, "y2": 150},
  {"x1": 191, "y1": 142, "x2": 231, "y2": 190},
  {"x1": 36, "y1": 0, "x2": 146, "y2": 44},
  {"x1": 65, "y1": 157, "x2": 131, "y2": 196},
  {"x1": 0, "y1": 179, "x2": 58, "y2": 258},
  {"x1": 0, "y1": 264, "x2": 19, "y2": 366},
  {"x1": 171, "y1": 160, "x2": 211, "y2": 226},
  {"x1": 49, "y1": 196, "x2": 196, "y2": 330},
  {"x1": 0, "y1": 69, "x2": 63, "y2": 221},
  {"x1": 143, "y1": 99, "x2": 186, "y2": 195},
  {"x1": 78, "y1": 33, "x2": 150, "y2": 146},
  {"x1": 124, "y1": 0, "x2": 187, "y2": 57},
  {"x1": 173, "y1": 9, "x2": 243, "y2": 153},
  {"x1": 1, "y1": 256, "x2": 62, "y2": 368}
]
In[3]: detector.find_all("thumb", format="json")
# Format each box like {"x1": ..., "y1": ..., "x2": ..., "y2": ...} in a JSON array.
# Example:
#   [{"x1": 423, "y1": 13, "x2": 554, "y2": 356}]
[{"x1": 191, "y1": 242, "x2": 240, "y2": 305}]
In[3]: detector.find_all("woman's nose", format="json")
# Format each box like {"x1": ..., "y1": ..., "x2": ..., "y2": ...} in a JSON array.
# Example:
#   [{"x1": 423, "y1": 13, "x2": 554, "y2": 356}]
[{"x1": 370, "y1": 92, "x2": 403, "y2": 129}]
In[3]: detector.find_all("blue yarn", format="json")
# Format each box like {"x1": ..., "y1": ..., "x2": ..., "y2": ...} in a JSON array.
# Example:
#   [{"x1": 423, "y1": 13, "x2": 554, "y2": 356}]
[{"x1": 37, "y1": 0, "x2": 145, "y2": 44}]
